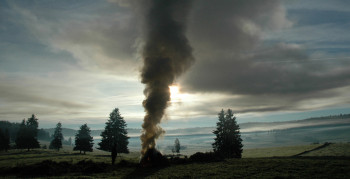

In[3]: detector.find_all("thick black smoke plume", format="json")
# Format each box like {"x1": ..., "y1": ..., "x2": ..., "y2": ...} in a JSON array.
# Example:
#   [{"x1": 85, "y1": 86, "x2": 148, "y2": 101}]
[{"x1": 140, "y1": 0, "x2": 194, "y2": 156}]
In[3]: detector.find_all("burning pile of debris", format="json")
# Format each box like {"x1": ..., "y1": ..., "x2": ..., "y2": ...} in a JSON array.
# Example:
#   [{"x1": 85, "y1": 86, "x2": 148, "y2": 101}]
[{"x1": 140, "y1": 148, "x2": 169, "y2": 167}]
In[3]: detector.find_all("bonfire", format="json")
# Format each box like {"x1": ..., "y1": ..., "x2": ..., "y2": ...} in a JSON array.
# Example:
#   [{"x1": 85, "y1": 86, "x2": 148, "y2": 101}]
[{"x1": 140, "y1": 148, "x2": 169, "y2": 167}]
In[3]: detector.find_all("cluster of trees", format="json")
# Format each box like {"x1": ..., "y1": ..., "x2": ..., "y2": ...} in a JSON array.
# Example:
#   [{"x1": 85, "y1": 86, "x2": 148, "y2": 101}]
[
  {"x1": 0, "y1": 108, "x2": 130, "y2": 165},
  {"x1": 2, "y1": 107, "x2": 242, "y2": 162},
  {"x1": 0, "y1": 115, "x2": 48, "y2": 151},
  {"x1": 0, "y1": 114, "x2": 65, "y2": 151},
  {"x1": 15, "y1": 115, "x2": 40, "y2": 151},
  {"x1": 0, "y1": 121, "x2": 51, "y2": 145},
  {"x1": 0, "y1": 128, "x2": 10, "y2": 151},
  {"x1": 48, "y1": 122, "x2": 94, "y2": 154},
  {"x1": 48, "y1": 108, "x2": 129, "y2": 164},
  {"x1": 48, "y1": 108, "x2": 241, "y2": 162},
  {"x1": 0, "y1": 121, "x2": 20, "y2": 145}
]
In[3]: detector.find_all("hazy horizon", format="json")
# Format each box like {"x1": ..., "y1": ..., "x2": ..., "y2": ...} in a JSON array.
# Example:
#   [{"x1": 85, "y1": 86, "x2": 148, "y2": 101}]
[{"x1": 41, "y1": 113, "x2": 350, "y2": 132}]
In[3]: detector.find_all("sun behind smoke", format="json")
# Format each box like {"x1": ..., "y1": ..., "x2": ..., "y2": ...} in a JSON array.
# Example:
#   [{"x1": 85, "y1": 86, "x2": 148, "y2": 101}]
[{"x1": 169, "y1": 85, "x2": 180, "y2": 100}]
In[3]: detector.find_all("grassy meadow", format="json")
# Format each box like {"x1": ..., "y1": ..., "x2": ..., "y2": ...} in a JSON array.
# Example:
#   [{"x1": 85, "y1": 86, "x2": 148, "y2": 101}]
[{"x1": 0, "y1": 143, "x2": 350, "y2": 178}]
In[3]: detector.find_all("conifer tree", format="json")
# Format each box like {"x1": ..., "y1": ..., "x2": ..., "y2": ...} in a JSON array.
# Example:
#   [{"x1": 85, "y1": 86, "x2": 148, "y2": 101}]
[
  {"x1": 26, "y1": 114, "x2": 40, "y2": 150},
  {"x1": 98, "y1": 108, "x2": 129, "y2": 164},
  {"x1": 68, "y1": 137, "x2": 72, "y2": 146},
  {"x1": 174, "y1": 138, "x2": 180, "y2": 154},
  {"x1": 15, "y1": 120, "x2": 27, "y2": 150},
  {"x1": 15, "y1": 116, "x2": 40, "y2": 151},
  {"x1": 49, "y1": 122, "x2": 63, "y2": 151},
  {"x1": 26, "y1": 114, "x2": 39, "y2": 137},
  {"x1": 212, "y1": 109, "x2": 243, "y2": 158},
  {"x1": 74, "y1": 124, "x2": 93, "y2": 154}
]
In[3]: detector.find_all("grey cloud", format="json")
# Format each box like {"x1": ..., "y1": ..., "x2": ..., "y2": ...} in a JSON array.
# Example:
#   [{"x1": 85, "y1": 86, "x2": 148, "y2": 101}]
[
  {"x1": 179, "y1": 0, "x2": 350, "y2": 113},
  {"x1": 8, "y1": 0, "x2": 139, "y2": 75},
  {"x1": 184, "y1": 43, "x2": 350, "y2": 95},
  {"x1": 187, "y1": 0, "x2": 291, "y2": 55},
  {"x1": 59, "y1": 12, "x2": 138, "y2": 61},
  {"x1": 5, "y1": 0, "x2": 350, "y2": 116},
  {"x1": 0, "y1": 83, "x2": 91, "y2": 110},
  {"x1": 184, "y1": 1, "x2": 350, "y2": 95},
  {"x1": 172, "y1": 85, "x2": 350, "y2": 118}
]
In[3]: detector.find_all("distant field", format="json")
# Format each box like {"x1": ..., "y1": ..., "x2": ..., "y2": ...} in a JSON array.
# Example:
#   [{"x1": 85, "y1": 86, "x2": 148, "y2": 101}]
[
  {"x1": 0, "y1": 143, "x2": 349, "y2": 178},
  {"x1": 242, "y1": 143, "x2": 322, "y2": 158},
  {"x1": 301, "y1": 143, "x2": 350, "y2": 157},
  {"x1": 148, "y1": 158, "x2": 350, "y2": 179}
]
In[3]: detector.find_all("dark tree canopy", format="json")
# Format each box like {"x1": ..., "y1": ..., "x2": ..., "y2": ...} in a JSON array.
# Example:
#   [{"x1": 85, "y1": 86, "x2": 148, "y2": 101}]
[
  {"x1": 15, "y1": 117, "x2": 40, "y2": 151},
  {"x1": 0, "y1": 121, "x2": 20, "y2": 143},
  {"x1": 49, "y1": 122, "x2": 63, "y2": 151},
  {"x1": 26, "y1": 114, "x2": 39, "y2": 136},
  {"x1": 15, "y1": 120, "x2": 26, "y2": 149},
  {"x1": 212, "y1": 109, "x2": 243, "y2": 158},
  {"x1": 98, "y1": 108, "x2": 129, "y2": 164},
  {"x1": 74, "y1": 124, "x2": 93, "y2": 154},
  {"x1": 0, "y1": 128, "x2": 10, "y2": 151}
]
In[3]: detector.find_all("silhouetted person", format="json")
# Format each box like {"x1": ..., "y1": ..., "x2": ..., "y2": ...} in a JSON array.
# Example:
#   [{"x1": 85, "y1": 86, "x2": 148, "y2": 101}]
[{"x1": 111, "y1": 143, "x2": 117, "y2": 165}]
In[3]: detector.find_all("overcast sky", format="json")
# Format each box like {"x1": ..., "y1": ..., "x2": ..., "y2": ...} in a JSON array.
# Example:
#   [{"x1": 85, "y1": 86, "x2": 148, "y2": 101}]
[{"x1": 1, "y1": 0, "x2": 350, "y2": 129}]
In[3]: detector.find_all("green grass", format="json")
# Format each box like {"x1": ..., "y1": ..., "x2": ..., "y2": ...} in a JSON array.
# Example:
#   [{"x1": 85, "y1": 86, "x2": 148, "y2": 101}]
[
  {"x1": 0, "y1": 149, "x2": 140, "y2": 168},
  {"x1": 1, "y1": 143, "x2": 350, "y2": 178},
  {"x1": 301, "y1": 143, "x2": 350, "y2": 157},
  {"x1": 149, "y1": 158, "x2": 350, "y2": 179},
  {"x1": 242, "y1": 144, "x2": 322, "y2": 158}
]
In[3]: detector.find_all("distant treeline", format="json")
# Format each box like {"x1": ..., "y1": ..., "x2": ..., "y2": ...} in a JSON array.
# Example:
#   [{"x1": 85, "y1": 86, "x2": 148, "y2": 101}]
[
  {"x1": 0, "y1": 121, "x2": 50, "y2": 142},
  {"x1": 43, "y1": 128, "x2": 141, "y2": 137},
  {"x1": 305, "y1": 113, "x2": 350, "y2": 120},
  {"x1": 0, "y1": 121, "x2": 72, "y2": 145}
]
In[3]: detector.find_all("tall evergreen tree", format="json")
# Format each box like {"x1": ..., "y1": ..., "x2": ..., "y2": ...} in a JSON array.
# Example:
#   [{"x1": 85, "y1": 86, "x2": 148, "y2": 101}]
[
  {"x1": 49, "y1": 122, "x2": 63, "y2": 151},
  {"x1": 212, "y1": 109, "x2": 243, "y2": 158},
  {"x1": 26, "y1": 114, "x2": 40, "y2": 150},
  {"x1": 26, "y1": 114, "x2": 39, "y2": 137},
  {"x1": 98, "y1": 108, "x2": 129, "y2": 165},
  {"x1": 15, "y1": 120, "x2": 27, "y2": 150},
  {"x1": 68, "y1": 137, "x2": 72, "y2": 146},
  {"x1": 15, "y1": 117, "x2": 40, "y2": 151},
  {"x1": 74, "y1": 124, "x2": 93, "y2": 154},
  {"x1": 174, "y1": 138, "x2": 180, "y2": 154}
]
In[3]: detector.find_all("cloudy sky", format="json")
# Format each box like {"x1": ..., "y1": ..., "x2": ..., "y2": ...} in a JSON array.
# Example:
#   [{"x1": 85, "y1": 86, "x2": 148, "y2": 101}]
[{"x1": 1, "y1": 0, "x2": 350, "y2": 129}]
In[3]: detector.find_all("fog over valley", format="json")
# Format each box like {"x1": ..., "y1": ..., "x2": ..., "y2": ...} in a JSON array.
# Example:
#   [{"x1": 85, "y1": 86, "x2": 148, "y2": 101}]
[{"x1": 45, "y1": 114, "x2": 350, "y2": 155}]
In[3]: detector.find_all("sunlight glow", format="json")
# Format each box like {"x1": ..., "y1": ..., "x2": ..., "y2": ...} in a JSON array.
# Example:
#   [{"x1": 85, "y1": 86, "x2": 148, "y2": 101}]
[
  {"x1": 168, "y1": 84, "x2": 199, "y2": 103},
  {"x1": 169, "y1": 85, "x2": 180, "y2": 100}
]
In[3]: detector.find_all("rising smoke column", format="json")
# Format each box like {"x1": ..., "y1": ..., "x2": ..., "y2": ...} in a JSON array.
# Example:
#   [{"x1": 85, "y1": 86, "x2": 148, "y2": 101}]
[{"x1": 140, "y1": 0, "x2": 194, "y2": 156}]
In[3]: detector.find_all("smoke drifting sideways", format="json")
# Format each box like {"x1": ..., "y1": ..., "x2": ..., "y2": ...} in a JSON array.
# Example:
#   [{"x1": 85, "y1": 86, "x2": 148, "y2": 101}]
[{"x1": 140, "y1": 0, "x2": 194, "y2": 156}]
